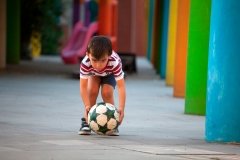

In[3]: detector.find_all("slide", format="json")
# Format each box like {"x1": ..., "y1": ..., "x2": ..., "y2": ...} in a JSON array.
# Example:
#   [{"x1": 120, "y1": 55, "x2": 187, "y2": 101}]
[{"x1": 61, "y1": 21, "x2": 98, "y2": 64}]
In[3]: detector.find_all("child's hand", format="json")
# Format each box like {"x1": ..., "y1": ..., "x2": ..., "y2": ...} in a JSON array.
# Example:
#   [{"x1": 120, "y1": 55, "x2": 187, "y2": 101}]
[{"x1": 118, "y1": 108, "x2": 124, "y2": 125}]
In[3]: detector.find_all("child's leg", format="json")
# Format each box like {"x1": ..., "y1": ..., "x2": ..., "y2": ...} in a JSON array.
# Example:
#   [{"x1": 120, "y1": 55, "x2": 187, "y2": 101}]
[
  {"x1": 100, "y1": 74, "x2": 116, "y2": 105},
  {"x1": 87, "y1": 76, "x2": 101, "y2": 107},
  {"x1": 101, "y1": 84, "x2": 114, "y2": 105}
]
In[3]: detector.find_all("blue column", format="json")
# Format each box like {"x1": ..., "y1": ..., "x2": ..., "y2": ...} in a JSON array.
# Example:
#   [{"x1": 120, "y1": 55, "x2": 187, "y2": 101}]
[
  {"x1": 206, "y1": 0, "x2": 240, "y2": 142},
  {"x1": 160, "y1": 0, "x2": 169, "y2": 79}
]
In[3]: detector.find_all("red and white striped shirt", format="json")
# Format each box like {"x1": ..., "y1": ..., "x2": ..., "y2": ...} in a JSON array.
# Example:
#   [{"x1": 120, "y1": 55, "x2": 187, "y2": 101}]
[{"x1": 80, "y1": 51, "x2": 124, "y2": 80}]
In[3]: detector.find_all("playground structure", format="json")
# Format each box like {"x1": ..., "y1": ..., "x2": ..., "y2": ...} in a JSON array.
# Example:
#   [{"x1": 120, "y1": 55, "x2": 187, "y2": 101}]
[
  {"x1": 61, "y1": 0, "x2": 118, "y2": 65},
  {"x1": 61, "y1": 21, "x2": 98, "y2": 64}
]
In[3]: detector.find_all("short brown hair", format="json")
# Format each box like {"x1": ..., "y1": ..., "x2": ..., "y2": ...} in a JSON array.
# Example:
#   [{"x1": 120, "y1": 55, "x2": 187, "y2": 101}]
[{"x1": 87, "y1": 36, "x2": 112, "y2": 60}]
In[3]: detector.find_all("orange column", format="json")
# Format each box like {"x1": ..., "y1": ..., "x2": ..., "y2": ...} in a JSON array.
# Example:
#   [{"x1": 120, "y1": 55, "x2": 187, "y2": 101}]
[
  {"x1": 98, "y1": 0, "x2": 112, "y2": 36},
  {"x1": 98, "y1": 0, "x2": 118, "y2": 50},
  {"x1": 173, "y1": 0, "x2": 190, "y2": 97}
]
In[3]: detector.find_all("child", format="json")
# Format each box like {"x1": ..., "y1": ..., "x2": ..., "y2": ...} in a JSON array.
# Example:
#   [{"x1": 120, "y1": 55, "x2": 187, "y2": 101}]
[{"x1": 78, "y1": 36, "x2": 126, "y2": 136}]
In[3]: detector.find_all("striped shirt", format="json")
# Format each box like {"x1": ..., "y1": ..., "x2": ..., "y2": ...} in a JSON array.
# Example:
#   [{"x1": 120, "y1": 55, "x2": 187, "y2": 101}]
[{"x1": 80, "y1": 51, "x2": 124, "y2": 81}]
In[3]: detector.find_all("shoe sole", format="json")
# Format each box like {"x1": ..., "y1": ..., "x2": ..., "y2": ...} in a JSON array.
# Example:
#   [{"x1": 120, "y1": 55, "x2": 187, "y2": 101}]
[
  {"x1": 78, "y1": 131, "x2": 91, "y2": 135},
  {"x1": 107, "y1": 131, "x2": 119, "y2": 136},
  {"x1": 108, "y1": 133, "x2": 119, "y2": 136}
]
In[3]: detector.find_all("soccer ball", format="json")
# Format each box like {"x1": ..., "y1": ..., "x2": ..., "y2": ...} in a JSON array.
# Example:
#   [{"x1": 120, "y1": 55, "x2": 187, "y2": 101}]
[{"x1": 88, "y1": 102, "x2": 119, "y2": 135}]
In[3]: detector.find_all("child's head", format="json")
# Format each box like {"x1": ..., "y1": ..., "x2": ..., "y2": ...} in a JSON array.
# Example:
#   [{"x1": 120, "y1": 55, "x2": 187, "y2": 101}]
[
  {"x1": 86, "y1": 36, "x2": 112, "y2": 71},
  {"x1": 87, "y1": 36, "x2": 112, "y2": 60}
]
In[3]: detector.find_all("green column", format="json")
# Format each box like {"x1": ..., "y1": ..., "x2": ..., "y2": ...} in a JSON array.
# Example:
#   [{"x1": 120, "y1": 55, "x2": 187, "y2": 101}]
[
  {"x1": 185, "y1": 0, "x2": 211, "y2": 115},
  {"x1": 7, "y1": 0, "x2": 20, "y2": 64}
]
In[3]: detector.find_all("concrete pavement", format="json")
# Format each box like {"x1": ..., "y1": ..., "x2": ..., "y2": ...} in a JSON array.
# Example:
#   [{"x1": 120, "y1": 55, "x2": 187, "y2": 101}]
[{"x1": 0, "y1": 56, "x2": 239, "y2": 160}]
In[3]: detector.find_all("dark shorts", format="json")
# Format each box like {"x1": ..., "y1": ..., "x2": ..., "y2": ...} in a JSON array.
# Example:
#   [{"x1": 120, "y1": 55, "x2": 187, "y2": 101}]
[{"x1": 100, "y1": 74, "x2": 116, "y2": 89}]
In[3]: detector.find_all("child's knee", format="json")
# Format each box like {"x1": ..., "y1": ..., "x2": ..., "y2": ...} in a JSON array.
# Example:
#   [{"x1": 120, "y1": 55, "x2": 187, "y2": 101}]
[
  {"x1": 89, "y1": 88, "x2": 99, "y2": 97},
  {"x1": 102, "y1": 89, "x2": 113, "y2": 100}
]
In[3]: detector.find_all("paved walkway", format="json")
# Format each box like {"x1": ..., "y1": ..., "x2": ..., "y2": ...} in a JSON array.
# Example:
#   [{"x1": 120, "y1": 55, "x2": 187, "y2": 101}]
[{"x1": 0, "y1": 56, "x2": 239, "y2": 160}]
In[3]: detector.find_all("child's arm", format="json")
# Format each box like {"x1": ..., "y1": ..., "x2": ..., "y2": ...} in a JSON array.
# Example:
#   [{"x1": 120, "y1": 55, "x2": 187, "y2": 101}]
[
  {"x1": 116, "y1": 78, "x2": 126, "y2": 124},
  {"x1": 80, "y1": 78, "x2": 91, "y2": 120}
]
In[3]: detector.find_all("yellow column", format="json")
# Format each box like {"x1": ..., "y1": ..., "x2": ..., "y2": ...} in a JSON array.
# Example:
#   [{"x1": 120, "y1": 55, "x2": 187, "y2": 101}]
[
  {"x1": 166, "y1": 0, "x2": 178, "y2": 86},
  {"x1": 30, "y1": 31, "x2": 41, "y2": 58}
]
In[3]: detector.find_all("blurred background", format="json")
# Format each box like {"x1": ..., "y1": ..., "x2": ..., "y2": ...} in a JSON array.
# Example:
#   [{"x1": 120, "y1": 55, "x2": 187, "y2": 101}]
[
  {"x1": 0, "y1": 0, "x2": 240, "y2": 143},
  {"x1": 0, "y1": 0, "x2": 148, "y2": 64}
]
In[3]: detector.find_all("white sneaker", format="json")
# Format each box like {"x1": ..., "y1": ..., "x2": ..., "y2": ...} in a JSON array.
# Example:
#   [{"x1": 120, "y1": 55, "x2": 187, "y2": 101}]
[{"x1": 108, "y1": 129, "x2": 119, "y2": 136}]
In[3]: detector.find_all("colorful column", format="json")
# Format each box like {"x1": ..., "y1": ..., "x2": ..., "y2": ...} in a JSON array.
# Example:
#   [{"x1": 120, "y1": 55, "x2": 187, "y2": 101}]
[
  {"x1": 98, "y1": 0, "x2": 118, "y2": 50},
  {"x1": 160, "y1": 0, "x2": 170, "y2": 79},
  {"x1": 89, "y1": 0, "x2": 98, "y2": 23},
  {"x1": 146, "y1": 0, "x2": 155, "y2": 61},
  {"x1": 130, "y1": 0, "x2": 148, "y2": 56},
  {"x1": 85, "y1": 0, "x2": 99, "y2": 27},
  {"x1": 84, "y1": 1, "x2": 90, "y2": 27},
  {"x1": 99, "y1": 0, "x2": 112, "y2": 36},
  {"x1": 117, "y1": 0, "x2": 131, "y2": 52},
  {"x1": 173, "y1": 0, "x2": 190, "y2": 97},
  {"x1": 111, "y1": 0, "x2": 118, "y2": 50},
  {"x1": 117, "y1": 0, "x2": 147, "y2": 56},
  {"x1": 206, "y1": 0, "x2": 240, "y2": 142},
  {"x1": 184, "y1": 0, "x2": 211, "y2": 115},
  {"x1": 0, "y1": 0, "x2": 6, "y2": 69},
  {"x1": 166, "y1": 0, "x2": 178, "y2": 86},
  {"x1": 151, "y1": 0, "x2": 162, "y2": 72},
  {"x1": 73, "y1": 0, "x2": 81, "y2": 27},
  {"x1": 7, "y1": 0, "x2": 20, "y2": 64}
]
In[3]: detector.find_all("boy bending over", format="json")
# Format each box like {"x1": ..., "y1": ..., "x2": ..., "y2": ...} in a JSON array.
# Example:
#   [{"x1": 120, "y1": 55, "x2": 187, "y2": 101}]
[{"x1": 78, "y1": 36, "x2": 126, "y2": 136}]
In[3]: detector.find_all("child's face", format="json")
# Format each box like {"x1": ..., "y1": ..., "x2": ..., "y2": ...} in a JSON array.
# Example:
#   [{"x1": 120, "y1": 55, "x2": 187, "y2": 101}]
[{"x1": 88, "y1": 53, "x2": 109, "y2": 71}]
